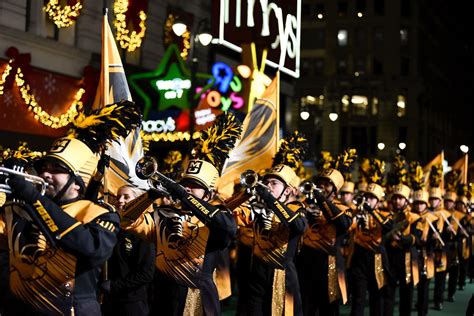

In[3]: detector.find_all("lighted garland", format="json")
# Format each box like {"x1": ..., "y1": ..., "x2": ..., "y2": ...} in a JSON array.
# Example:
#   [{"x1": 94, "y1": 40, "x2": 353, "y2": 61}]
[
  {"x1": 44, "y1": 0, "x2": 83, "y2": 28},
  {"x1": 141, "y1": 131, "x2": 201, "y2": 143},
  {"x1": 114, "y1": 0, "x2": 147, "y2": 52},
  {"x1": 0, "y1": 60, "x2": 84, "y2": 129},
  {"x1": 164, "y1": 14, "x2": 191, "y2": 60}
]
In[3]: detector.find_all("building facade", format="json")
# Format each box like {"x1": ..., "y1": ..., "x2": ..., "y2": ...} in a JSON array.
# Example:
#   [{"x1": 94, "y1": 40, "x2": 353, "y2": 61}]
[{"x1": 297, "y1": 0, "x2": 473, "y2": 164}]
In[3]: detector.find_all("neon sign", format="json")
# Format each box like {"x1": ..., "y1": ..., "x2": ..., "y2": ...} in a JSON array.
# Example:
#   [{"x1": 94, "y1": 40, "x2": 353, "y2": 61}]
[
  {"x1": 196, "y1": 62, "x2": 244, "y2": 111},
  {"x1": 215, "y1": 0, "x2": 301, "y2": 78},
  {"x1": 142, "y1": 117, "x2": 176, "y2": 133},
  {"x1": 195, "y1": 109, "x2": 217, "y2": 126},
  {"x1": 155, "y1": 78, "x2": 191, "y2": 99},
  {"x1": 129, "y1": 44, "x2": 213, "y2": 119}
]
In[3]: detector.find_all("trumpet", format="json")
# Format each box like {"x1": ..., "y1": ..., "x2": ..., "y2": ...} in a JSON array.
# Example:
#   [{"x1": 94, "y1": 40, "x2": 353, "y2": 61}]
[
  {"x1": 354, "y1": 197, "x2": 370, "y2": 230},
  {"x1": 299, "y1": 180, "x2": 316, "y2": 196},
  {"x1": 135, "y1": 156, "x2": 182, "y2": 195},
  {"x1": 240, "y1": 170, "x2": 267, "y2": 190},
  {"x1": 0, "y1": 167, "x2": 48, "y2": 195}
]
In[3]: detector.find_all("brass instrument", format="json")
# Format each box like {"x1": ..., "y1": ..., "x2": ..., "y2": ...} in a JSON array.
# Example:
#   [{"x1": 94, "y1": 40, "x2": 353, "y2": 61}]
[
  {"x1": 0, "y1": 167, "x2": 49, "y2": 195},
  {"x1": 135, "y1": 156, "x2": 181, "y2": 193},
  {"x1": 355, "y1": 197, "x2": 370, "y2": 230},
  {"x1": 385, "y1": 218, "x2": 409, "y2": 241},
  {"x1": 298, "y1": 180, "x2": 323, "y2": 205},
  {"x1": 240, "y1": 169, "x2": 267, "y2": 190}
]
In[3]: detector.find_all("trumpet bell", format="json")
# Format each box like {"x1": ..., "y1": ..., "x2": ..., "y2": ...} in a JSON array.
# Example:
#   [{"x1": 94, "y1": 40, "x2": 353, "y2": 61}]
[
  {"x1": 240, "y1": 169, "x2": 258, "y2": 189},
  {"x1": 299, "y1": 180, "x2": 315, "y2": 195},
  {"x1": 135, "y1": 156, "x2": 158, "y2": 180}
]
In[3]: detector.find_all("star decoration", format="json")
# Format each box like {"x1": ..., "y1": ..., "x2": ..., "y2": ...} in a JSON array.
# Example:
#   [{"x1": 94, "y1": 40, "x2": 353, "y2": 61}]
[{"x1": 129, "y1": 44, "x2": 213, "y2": 119}]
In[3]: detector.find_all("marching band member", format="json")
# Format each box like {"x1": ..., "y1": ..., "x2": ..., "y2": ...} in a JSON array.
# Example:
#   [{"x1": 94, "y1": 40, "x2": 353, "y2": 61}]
[
  {"x1": 101, "y1": 185, "x2": 155, "y2": 316},
  {"x1": 408, "y1": 162, "x2": 440, "y2": 316},
  {"x1": 349, "y1": 159, "x2": 392, "y2": 316},
  {"x1": 454, "y1": 185, "x2": 472, "y2": 293},
  {"x1": 296, "y1": 149, "x2": 354, "y2": 316},
  {"x1": 120, "y1": 113, "x2": 241, "y2": 315},
  {"x1": 233, "y1": 131, "x2": 308, "y2": 315},
  {"x1": 383, "y1": 155, "x2": 420, "y2": 316},
  {"x1": 428, "y1": 163, "x2": 454, "y2": 311},
  {"x1": 444, "y1": 171, "x2": 463, "y2": 302},
  {"x1": 0, "y1": 101, "x2": 140, "y2": 315}
]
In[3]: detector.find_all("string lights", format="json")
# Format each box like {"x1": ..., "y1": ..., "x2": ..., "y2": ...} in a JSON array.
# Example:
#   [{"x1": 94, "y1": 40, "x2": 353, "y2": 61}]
[
  {"x1": 44, "y1": 0, "x2": 83, "y2": 28},
  {"x1": 114, "y1": 0, "x2": 147, "y2": 52},
  {"x1": 141, "y1": 130, "x2": 201, "y2": 143},
  {"x1": 164, "y1": 14, "x2": 191, "y2": 60},
  {"x1": 0, "y1": 60, "x2": 83, "y2": 128}
]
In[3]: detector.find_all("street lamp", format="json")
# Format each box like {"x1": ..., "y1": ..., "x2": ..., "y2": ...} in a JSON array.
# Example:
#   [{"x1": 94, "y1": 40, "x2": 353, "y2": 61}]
[
  {"x1": 398, "y1": 142, "x2": 406, "y2": 150},
  {"x1": 328, "y1": 112, "x2": 338, "y2": 122},
  {"x1": 460, "y1": 145, "x2": 469, "y2": 153},
  {"x1": 300, "y1": 110, "x2": 310, "y2": 120},
  {"x1": 377, "y1": 142, "x2": 385, "y2": 150},
  {"x1": 172, "y1": 18, "x2": 213, "y2": 153}
]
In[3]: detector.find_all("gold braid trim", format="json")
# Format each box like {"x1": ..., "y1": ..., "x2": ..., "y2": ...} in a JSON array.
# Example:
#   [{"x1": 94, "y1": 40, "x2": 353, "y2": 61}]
[
  {"x1": 328, "y1": 255, "x2": 338, "y2": 303},
  {"x1": 183, "y1": 288, "x2": 203, "y2": 316},
  {"x1": 405, "y1": 251, "x2": 412, "y2": 284},
  {"x1": 374, "y1": 253, "x2": 385, "y2": 289},
  {"x1": 272, "y1": 269, "x2": 286, "y2": 316}
]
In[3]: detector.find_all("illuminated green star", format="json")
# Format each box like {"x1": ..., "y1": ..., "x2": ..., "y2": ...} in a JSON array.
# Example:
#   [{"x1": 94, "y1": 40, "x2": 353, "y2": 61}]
[{"x1": 129, "y1": 44, "x2": 213, "y2": 119}]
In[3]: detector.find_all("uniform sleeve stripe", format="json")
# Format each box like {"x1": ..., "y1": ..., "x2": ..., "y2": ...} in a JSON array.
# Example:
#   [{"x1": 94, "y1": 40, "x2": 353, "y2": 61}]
[{"x1": 57, "y1": 222, "x2": 82, "y2": 239}]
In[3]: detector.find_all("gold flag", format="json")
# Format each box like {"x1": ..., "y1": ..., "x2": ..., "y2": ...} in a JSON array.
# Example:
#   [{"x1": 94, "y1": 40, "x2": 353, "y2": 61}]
[
  {"x1": 216, "y1": 72, "x2": 280, "y2": 199},
  {"x1": 452, "y1": 154, "x2": 469, "y2": 185},
  {"x1": 93, "y1": 12, "x2": 148, "y2": 195},
  {"x1": 423, "y1": 151, "x2": 444, "y2": 190}
]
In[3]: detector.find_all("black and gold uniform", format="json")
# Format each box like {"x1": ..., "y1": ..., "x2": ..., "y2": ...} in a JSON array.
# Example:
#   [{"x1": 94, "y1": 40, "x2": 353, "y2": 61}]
[
  {"x1": 296, "y1": 169, "x2": 352, "y2": 316},
  {"x1": 430, "y1": 187, "x2": 453, "y2": 311},
  {"x1": 234, "y1": 131, "x2": 308, "y2": 315},
  {"x1": 453, "y1": 194, "x2": 471, "y2": 293},
  {"x1": 412, "y1": 189, "x2": 440, "y2": 316},
  {"x1": 241, "y1": 187, "x2": 306, "y2": 315},
  {"x1": 383, "y1": 184, "x2": 420, "y2": 316},
  {"x1": 0, "y1": 197, "x2": 119, "y2": 315},
  {"x1": 446, "y1": 192, "x2": 469, "y2": 301},
  {"x1": 0, "y1": 101, "x2": 141, "y2": 315},
  {"x1": 122, "y1": 113, "x2": 241, "y2": 315},
  {"x1": 349, "y1": 168, "x2": 393, "y2": 316},
  {"x1": 122, "y1": 190, "x2": 236, "y2": 315},
  {"x1": 101, "y1": 229, "x2": 155, "y2": 315},
  {"x1": 232, "y1": 196, "x2": 255, "y2": 315}
]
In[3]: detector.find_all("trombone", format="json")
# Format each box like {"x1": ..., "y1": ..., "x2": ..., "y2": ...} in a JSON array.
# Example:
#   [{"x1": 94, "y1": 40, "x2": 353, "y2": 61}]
[{"x1": 0, "y1": 167, "x2": 49, "y2": 195}]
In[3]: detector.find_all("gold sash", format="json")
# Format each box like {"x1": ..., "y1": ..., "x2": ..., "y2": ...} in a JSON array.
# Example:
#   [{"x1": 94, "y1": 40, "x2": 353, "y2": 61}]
[
  {"x1": 463, "y1": 238, "x2": 470, "y2": 260},
  {"x1": 405, "y1": 251, "x2": 411, "y2": 284},
  {"x1": 374, "y1": 253, "x2": 385, "y2": 289},
  {"x1": 328, "y1": 255, "x2": 338, "y2": 303},
  {"x1": 272, "y1": 269, "x2": 287, "y2": 316},
  {"x1": 183, "y1": 288, "x2": 203, "y2": 316},
  {"x1": 426, "y1": 254, "x2": 435, "y2": 279},
  {"x1": 411, "y1": 251, "x2": 419, "y2": 286}
]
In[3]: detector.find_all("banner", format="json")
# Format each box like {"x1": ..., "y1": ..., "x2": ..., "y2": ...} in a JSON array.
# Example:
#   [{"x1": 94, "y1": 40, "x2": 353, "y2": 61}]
[
  {"x1": 217, "y1": 72, "x2": 280, "y2": 198},
  {"x1": 452, "y1": 154, "x2": 469, "y2": 185},
  {"x1": 423, "y1": 151, "x2": 444, "y2": 190},
  {"x1": 93, "y1": 12, "x2": 148, "y2": 195}
]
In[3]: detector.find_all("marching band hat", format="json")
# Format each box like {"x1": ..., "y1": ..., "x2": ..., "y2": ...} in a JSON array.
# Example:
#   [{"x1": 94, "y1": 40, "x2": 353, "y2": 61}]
[
  {"x1": 181, "y1": 113, "x2": 242, "y2": 192},
  {"x1": 413, "y1": 189, "x2": 429, "y2": 204}
]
